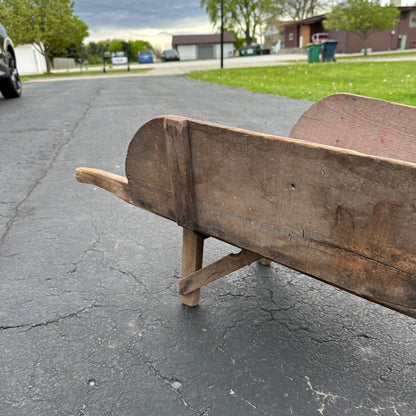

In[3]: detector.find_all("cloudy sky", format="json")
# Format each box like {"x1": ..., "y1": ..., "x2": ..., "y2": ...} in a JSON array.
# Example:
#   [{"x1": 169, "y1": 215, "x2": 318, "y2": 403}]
[{"x1": 73, "y1": 0, "x2": 215, "y2": 48}]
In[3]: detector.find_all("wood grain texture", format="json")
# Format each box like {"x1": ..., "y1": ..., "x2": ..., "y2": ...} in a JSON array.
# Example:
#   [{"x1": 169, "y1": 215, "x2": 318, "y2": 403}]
[
  {"x1": 181, "y1": 228, "x2": 204, "y2": 306},
  {"x1": 126, "y1": 117, "x2": 175, "y2": 221},
  {"x1": 164, "y1": 117, "x2": 196, "y2": 229},
  {"x1": 75, "y1": 167, "x2": 133, "y2": 205},
  {"x1": 179, "y1": 249, "x2": 262, "y2": 295},
  {"x1": 290, "y1": 93, "x2": 416, "y2": 163},
  {"x1": 124, "y1": 95, "x2": 416, "y2": 318}
]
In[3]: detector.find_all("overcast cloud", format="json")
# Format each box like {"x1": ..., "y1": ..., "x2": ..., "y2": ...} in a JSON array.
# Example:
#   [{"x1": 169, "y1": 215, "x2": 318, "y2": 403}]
[{"x1": 74, "y1": 0, "x2": 214, "y2": 47}]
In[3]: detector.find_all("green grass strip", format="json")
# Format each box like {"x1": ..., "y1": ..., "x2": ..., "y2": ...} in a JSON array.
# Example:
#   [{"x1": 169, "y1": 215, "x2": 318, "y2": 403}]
[
  {"x1": 337, "y1": 50, "x2": 416, "y2": 60},
  {"x1": 188, "y1": 61, "x2": 416, "y2": 106}
]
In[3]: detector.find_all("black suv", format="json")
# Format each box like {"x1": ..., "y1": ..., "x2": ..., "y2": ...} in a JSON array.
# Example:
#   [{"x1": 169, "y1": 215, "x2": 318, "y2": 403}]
[
  {"x1": 0, "y1": 23, "x2": 22, "y2": 99},
  {"x1": 161, "y1": 49, "x2": 180, "y2": 61}
]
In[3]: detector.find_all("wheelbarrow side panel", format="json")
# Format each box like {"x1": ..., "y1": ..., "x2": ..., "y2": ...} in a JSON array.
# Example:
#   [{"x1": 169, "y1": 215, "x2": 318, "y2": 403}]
[
  {"x1": 290, "y1": 93, "x2": 416, "y2": 163},
  {"x1": 126, "y1": 116, "x2": 176, "y2": 222},
  {"x1": 126, "y1": 115, "x2": 416, "y2": 318}
]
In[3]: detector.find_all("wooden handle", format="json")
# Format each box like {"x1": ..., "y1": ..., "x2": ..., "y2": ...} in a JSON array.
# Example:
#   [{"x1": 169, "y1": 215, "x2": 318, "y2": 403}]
[{"x1": 75, "y1": 167, "x2": 133, "y2": 205}]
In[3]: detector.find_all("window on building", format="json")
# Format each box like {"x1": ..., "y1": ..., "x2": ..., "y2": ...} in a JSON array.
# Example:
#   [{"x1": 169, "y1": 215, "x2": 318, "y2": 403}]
[
  {"x1": 289, "y1": 33, "x2": 294, "y2": 41},
  {"x1": 410, "y1": 11, "x2": 416, "y2": 28}
]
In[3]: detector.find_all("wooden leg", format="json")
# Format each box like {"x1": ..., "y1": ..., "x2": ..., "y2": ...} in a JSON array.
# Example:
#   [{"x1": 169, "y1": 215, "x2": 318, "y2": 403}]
[
  {"x1": 258, "y1": 258, "x2": 272, "y2": 266},
  {"x1": 181, "y1": 228, "x2": 204, "y2": 307}
]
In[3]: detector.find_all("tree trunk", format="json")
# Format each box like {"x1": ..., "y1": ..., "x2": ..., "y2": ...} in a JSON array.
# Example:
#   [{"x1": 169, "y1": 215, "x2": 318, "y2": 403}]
[
  {"x1": 245, "y1": 29, "x2": 252, "y2": 45},
  {"x1": 45, "y1": 54, "x2": 53, "y2": 73},
  {"x1": 363, "y1": 35, "x2": 368, "y2": 56}
]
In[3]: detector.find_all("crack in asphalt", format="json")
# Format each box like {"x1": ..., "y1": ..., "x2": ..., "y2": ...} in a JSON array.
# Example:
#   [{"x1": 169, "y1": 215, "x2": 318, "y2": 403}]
[
  {"x1": 218, "y1": 317, "x2": 249, "y2": 351},
  {"x1": 0, "y1": 302, "x2": 141, "y2": 333},
  {"x1": 145, "y1": 361, "x2": 208, "y2": 415},
  {"x1": 67, "y1": 222, "x2": 102, "y2": 275},
  {"x1": 0, "y1": 87, "x2": 102, "y2": 250},
  {"x1": 109, "y1": 265, "x2": 151, "y2": 294},
  {"x1": 122, "y1": 342, "x2": 210, "y2": 416},
  {"x1": 0, "y1": 303, "x2": 97, "y2": 332},
  {"x1": 109, "y1": 265, "x2": 178, "y2": 296}
]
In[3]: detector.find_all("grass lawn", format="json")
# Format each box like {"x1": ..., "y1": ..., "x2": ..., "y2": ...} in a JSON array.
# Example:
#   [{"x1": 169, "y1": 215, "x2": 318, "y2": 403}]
[
  {"x1": 336, "y1": 50, "x2": 416, "y2": 60},
  {"x1": 188, "y1": 61, "x2": 416, "y2": 106}
]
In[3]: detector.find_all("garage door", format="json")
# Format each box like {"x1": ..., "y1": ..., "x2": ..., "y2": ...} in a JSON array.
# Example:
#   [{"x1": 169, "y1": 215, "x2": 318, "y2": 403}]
[{"x1": 198, "y1": 45, "x2": 214, "y2": 59}]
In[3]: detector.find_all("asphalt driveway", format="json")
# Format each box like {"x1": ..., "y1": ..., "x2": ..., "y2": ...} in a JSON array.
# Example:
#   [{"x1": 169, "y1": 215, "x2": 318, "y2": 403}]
[{"x1": 0, "y1": 75, "x2": 415, "y2": 416}]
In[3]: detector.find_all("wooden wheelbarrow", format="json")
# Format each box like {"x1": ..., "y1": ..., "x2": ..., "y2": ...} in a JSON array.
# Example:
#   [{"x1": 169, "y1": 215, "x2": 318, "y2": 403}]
[{"x1": 76, "y1": 93, "x2": 416, "y2": 319}]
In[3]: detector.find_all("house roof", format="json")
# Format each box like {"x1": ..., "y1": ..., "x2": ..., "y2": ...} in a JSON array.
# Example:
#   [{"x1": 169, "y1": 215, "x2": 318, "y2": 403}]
[
  {"x1": 285, "y1": 5, "x2": 416, "y2": 27},
  {"x1": 172, "y1": 33, "x2": 236, "y2": 47},
  {"x1": 284, "y1": 14, "x2": 325, "y2": 28}
]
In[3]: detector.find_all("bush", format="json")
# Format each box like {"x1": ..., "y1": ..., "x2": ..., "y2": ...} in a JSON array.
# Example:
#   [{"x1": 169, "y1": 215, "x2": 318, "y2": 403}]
[{"x1": 87, "y1": 54, "x2": 103, "y2": 65}]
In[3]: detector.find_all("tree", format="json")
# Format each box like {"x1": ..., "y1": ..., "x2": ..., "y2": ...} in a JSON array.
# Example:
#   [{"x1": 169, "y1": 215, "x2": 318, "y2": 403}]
[
  {"x1": 323, "y1": 0, "x2": 399, "y2": 56},
  {"x1": 0, "y1": 0, "x2": 88, "y2": 72},
  {"x1": 283, "y1": 0, "x2": 323, "y2": 21},
  {"x1": 130, "y1": 40, "x2": 153, "y2": 60},
  {"x1": 84, "y1": 39, "x2": 154, "y2": 63},
  {"x1": 63, "y1": 41, "x2": 88, "y2": 64},
  {"x1": 108, "y1": 39, "x2": 123, "y2": 54},
  {"x1": 200, "y1": 0, "x2": 280, "y2": 45}
]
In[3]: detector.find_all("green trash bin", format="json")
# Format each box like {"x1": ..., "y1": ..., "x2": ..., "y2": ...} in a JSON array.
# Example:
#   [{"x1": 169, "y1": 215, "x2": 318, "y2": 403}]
[
  {"x1": 321, "y1": 40, "x2": 338, "y2": 62},
  {"x1": 307, "y1": 43, "x2": 321, "y2": 63},
  {"x1": 239, "y1": 44, "x2": 261, "y2": 57}
]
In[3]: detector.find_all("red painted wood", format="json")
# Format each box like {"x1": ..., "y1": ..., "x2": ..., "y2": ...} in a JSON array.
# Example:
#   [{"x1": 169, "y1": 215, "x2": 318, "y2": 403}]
[{"x1": 290, "y1": 93, "x2": 416, "y2": 163}]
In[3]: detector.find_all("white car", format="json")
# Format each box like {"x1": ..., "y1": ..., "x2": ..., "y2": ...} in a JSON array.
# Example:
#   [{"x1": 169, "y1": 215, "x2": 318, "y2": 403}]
[{"x1": 111, "y1": 51, "x2": 128, "y2": 65}]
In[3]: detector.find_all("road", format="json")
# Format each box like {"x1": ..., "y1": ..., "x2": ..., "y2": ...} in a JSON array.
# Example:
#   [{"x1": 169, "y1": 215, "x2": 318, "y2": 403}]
[
  {"x1": 52, "y1": 53, "x2": 307, "y2": 78},
  {"x1": 48, "y1": 50, "x2": 416, "y2": 81},
  {"x1": 0, "y1": 75, "x2": 415, "y2": 416}
]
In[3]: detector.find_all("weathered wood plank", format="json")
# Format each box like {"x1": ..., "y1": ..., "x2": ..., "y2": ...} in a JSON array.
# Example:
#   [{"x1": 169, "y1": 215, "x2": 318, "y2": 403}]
[
  {"x1": 164, "y1": 117, "x2": 197, "y2": 229},
  {"x1": 179, "y1": 249, "x2": 262, "y2": 295},
  {"x1": 290, "y1": 93, "x2": 416, "y2": 163},
  {"x1": 126, "y1": 117, "x2": 175, "y2": 221}
]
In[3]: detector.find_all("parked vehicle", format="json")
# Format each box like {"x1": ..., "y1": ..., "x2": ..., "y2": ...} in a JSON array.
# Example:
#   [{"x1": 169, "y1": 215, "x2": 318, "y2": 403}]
[
  {"x1": 0, "y1": 23, "x2": 22, "y2": 99},
  {"x1": 138, "y1": 50, "x2": 153, "y2": 64},
  {"x1": 161, "y1": 49, "x2": 180, "y2": 61},
  {"x1": 311, "y1": 33, "x2": 328, "y2": 43},
  {"x1": 111, "y1": 51, "x2": 128, "y2": 65}
]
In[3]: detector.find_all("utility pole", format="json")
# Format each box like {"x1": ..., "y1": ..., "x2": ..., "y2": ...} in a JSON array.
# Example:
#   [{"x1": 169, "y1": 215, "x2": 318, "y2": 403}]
[{"x1": 221, "y1": 0, "x2": 224, "y2": 69}]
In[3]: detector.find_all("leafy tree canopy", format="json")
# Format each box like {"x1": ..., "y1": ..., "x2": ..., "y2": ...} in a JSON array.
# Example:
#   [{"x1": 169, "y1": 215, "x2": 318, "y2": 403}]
[
  {"x1": 0, "y1": 0, "x2": 88, "y2": 72},
  {"x1": 83, "y1": 39, "x2": 154, "y2": 63},
  {"x1": 200, "y1": 0, "x2": 280, "y2": 45},
  {"x1": 108, "y1": 39, "x2": 123, "y2": 53},
  {"x1": 323, "y1": 0, "x2": 399, "y2": 55},
  {"x1": 130, "y1": 40, "x2": 153, "y2": 58}
]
